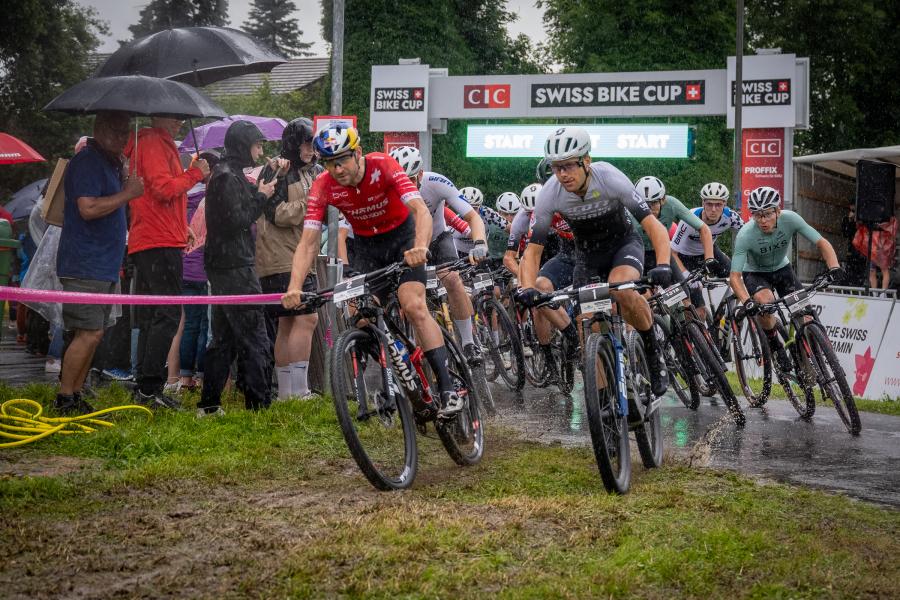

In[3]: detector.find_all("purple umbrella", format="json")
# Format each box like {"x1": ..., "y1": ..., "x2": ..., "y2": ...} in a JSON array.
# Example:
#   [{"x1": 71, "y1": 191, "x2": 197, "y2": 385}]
[{"x1": 178, "y1": 114, "x2": 287, "y2": 153}]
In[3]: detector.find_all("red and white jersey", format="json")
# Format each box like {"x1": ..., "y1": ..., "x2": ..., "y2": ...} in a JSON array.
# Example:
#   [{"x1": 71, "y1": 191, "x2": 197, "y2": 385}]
[{"x1": 303, "y1": 152, "x2": 421, "y2": 237}]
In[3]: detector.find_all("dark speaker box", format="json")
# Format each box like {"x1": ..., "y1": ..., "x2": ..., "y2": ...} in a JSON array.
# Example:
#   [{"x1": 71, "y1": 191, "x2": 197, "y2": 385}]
[{"x1": 856, "y1": 160, "x2": 896, "y2": 223}]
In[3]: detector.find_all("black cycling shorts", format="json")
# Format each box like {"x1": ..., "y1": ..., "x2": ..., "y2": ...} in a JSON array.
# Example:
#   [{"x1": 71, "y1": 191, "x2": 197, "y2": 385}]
[
  {"x1": 260, "y1": 272, "x2": 317, "y2": 316},
  {"x1": 350, "y1": 215, "x2": 427, "y2": 288},
  {"x1": 429, "y1": 230, "x2": 460, "y2": 265},
  {"x1": 538, "y1": 253, "x2": 576, "y2": 289},
  {"x1": 573, "y1": 232, "x2": 645, "y2": 287},
  {"x1": 743, "y1": 264, "x2": 802, "y2": 298}
]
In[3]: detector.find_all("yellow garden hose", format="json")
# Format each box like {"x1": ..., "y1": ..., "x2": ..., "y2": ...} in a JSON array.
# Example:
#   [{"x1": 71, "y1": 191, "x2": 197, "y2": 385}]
[{"x1": 0, "y1": 399, "x2": 153, "y2": 448}]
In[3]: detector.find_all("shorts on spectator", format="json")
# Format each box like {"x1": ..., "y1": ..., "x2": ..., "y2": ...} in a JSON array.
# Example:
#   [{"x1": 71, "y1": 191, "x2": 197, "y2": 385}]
[
  {"x1": 260, "y1": 272, "x2": 317, "y2": 317},
  {"x1": 60, "y1": 277, "x2": 115, "y2": 331}
]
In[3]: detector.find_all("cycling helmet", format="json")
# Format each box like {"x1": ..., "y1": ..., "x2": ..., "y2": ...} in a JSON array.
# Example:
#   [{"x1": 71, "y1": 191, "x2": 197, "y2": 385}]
[
  {"x1": 314, "y1": 125, "x2": 360, "y2": 158},
  {"x1": 460, "y1": 186, "x2": 484, "y2": 208},
  {"x1": 535, "y1": 158, "x2": 553, "y2": 183},
  {"x1": 388, "y1": 145, "x2": 422, "y2": 177},
  {"x1": 520, "y1": 183, "x2": 542, "y2": 211},
  {"x1": 496, "y1": 192, "x2": 521, "y2": 214},
  {"x1": 700, "y1": 181, "x2": 729, "y2": 202},
  {"x1": 544, "y1": 126, "x2": 592, "y2": 162},
  {"x1": 281, "y1": 117, "x2": 315, "y2": 166},
  {"x1": 747, "y1": 186, "x2": 781, "y2": 213},
  {"x1": 634, "y1": 176, "x2": 666, "y2": 203}
]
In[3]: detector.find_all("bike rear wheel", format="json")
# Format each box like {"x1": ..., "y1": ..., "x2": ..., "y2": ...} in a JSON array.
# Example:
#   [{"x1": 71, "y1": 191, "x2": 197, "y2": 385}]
[
  {"x1": 656, "y1": 315, "x2": 699, "y2": 410},
  {"x1": 770, "y1": 324, "x2": 816, "y2": 419},
  {"x1": 626, "y1": 330, "x2": 664, "y2": 469},
  {"x1": 686, "y1": 321, "x2": 745, "y2": 426},
  {"x1": 330, "y1": 328, "x2": 418, "y2": 491},
  {"x1": 804, "y1": 324, "x2": 861, "y2": 435},
  {"x1": 432, "y1": 328, "x2": 486, "y2": 465},
  {"x1": 519, "y1": 308, "x2": 549, "y2": 387},
  {"x1": 582, "y1": 333, "x2": 631, "y2": 494},
  {"x1": 480, "y1": 298, "x2": 525, "y2": 391}
]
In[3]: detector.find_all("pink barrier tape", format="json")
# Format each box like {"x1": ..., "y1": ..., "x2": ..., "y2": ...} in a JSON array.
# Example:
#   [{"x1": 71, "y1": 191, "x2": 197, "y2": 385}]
[{"x1": 0, "y1": 285, "x2": 283, "y2": 306}]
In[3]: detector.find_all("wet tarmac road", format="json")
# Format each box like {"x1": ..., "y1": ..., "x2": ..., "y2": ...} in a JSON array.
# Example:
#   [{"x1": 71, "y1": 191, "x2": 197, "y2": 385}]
[{"x1": 488, "y1": 380, "x2": 900, "y2": 507}]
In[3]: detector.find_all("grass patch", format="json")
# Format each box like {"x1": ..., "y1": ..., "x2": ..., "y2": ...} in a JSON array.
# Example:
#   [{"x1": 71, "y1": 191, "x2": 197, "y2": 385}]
[
  {"x1": 725, "y1": 372, "x2": 900, "y2": 416},
  {"x1": 1, "y1": 382, "x2": 898, "y2": 599}
]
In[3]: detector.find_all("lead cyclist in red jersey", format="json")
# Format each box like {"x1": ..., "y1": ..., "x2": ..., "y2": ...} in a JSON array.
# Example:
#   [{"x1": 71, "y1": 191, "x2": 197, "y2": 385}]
[{"x1": 282, "y1": 126, "x2": 464, "y2": 416}]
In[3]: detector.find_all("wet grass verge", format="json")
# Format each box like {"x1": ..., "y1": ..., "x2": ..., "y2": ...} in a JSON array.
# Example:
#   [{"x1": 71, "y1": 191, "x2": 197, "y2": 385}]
[{"x1": 1, "y1": 382, "x2": 898, "y2": 598}]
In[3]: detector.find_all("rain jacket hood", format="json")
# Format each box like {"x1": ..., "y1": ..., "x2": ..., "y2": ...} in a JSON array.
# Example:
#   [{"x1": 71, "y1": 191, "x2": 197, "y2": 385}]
[{"x1": 223, "y1": 120, "x2": 265, "y2": 168}]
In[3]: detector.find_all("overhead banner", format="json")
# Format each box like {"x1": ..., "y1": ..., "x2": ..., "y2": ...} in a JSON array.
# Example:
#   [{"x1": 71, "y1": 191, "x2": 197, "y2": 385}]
[
  {"x1": 370, "y1": 64, "x2": 430, "y2": 132},
  {"x1": 465, "y1": 124, "x2": 691, "y2": 159},
  {"x1": 727, "y1": 54, "x2": 796, "y2": 128},
  {"x1": 740, "y1": 128, "x2": 787, "y2": 220}
]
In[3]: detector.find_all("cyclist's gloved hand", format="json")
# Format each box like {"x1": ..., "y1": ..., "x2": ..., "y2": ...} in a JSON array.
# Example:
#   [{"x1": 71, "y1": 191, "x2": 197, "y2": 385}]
[
  {"x1": 740, "y1": 298, "x2": 760, "y2": 318},
  {"x1": 647, "y1": 264, "x2": 673, "y2": 287},
  {"x1": 703, "y1": 257, "x2": 720, "y2": 276},
  {"x1": 469, "y1": 240, "x2": 488, "y2": 263},
  {"x1": 516, "y1": 287, "x2": 541, "y2": 308},
  {"x1": 827, "y1": 266, "x2": 846, "y2": 285}
]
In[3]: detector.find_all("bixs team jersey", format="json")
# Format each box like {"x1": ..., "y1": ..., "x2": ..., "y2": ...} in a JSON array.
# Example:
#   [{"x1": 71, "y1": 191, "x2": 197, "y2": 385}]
[
  {"x1": 731, "y1": 210, "x2": 822, "y2": 273},
  {"x1": 418, "y1": 171, "x2": 475, "y2": 240},
  {"x1": 530, "y1": 162, "x2": 651, "y2": 252},
  {"x1": 671, "y1": 206, "x2": 744, "y2": 256},
  {"x1": 303, "y1": 152, "x2": 421, "y2": 237}
]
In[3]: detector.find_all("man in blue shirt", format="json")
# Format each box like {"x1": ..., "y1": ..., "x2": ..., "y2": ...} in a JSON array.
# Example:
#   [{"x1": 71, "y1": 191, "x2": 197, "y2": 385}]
[{"x1": 56, "y1": 111, "x2": 144, "y2": 415}]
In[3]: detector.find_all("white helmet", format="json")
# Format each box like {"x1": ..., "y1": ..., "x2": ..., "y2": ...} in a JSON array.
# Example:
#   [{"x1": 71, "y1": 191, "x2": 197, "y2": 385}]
[
  {"x1": 700, "y1": 182, "x2": 729, "y2": 202},
  {"x1": 520, "y1": 183, "x2": 542, "y2": 211},
  {"x1": 747, "y1": 186, "x2": 781, "y2": 213},
  {"x1": 460, "y1": 186, "x2": 484, "y2": 208},
  {"x1": 388, "y1": 146, "x2": 422, "y2": 177},
  {"x1": 544, "y1": 126, "x2": 591, "y2": 162},
  {"x1": 496, "y1": 192, "x2": 521, "y2": 214},
  {"x1": 634, "y1": 176, "x2": 666, "y2": 203}
]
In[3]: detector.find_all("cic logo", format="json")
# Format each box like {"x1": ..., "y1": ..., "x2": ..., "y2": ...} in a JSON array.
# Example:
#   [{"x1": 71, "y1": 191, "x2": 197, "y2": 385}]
[
  {"x1": 464, "y1": 84, "x2": 511, "y2": 108},
  {"x1": 745, "y1": 138, "x2": 782, "y2": 158}
]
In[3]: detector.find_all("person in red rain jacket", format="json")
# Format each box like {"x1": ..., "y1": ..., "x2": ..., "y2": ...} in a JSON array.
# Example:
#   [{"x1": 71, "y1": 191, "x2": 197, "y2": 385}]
[{"x1": 124, "y1": 117, "x2": 210, "y2": 409}]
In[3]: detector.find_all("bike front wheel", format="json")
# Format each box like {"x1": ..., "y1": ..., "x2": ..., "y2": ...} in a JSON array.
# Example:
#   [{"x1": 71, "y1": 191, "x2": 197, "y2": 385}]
[
  {"x1": 804, "y1": 323, "x2": 861, "y2": 435},
  {"x1": 686, "y1": 321, "x2": 745, "y2": 426},
  {"x1": 433, "y1": 328, "x2": 486, "y2": 466},
  {"x1": 330, "y1": 328, "x2": 418, "y2": 491},
  {"x1": 481, "y1": 298, "x2": 525, "y2": 391},
  {"x1": 582, "y1": 333, "x2": 631, "y2": 494}
]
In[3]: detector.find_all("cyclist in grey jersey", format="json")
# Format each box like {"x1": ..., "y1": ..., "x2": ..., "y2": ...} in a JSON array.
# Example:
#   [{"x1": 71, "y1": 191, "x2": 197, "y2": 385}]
[
  {"x1": 390, "y1": 146, "x2": 488, "y2": 365},
  {"x1": 518, "y1": 126, "x2": 673, "y2": 396},
  {"x1": 731, "y1": 186, "x2": 843, "y2": 373}
]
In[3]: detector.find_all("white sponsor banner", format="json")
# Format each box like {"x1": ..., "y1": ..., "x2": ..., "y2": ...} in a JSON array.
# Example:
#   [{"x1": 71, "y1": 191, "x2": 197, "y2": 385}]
[
  {"x1": 809, "y1": 293, "x2": 894, "y2": 400},
  {"x1": 727, "y1": 54, "x2": 796, "y2": 128},
  {"x1": 861, "y1": 305, "x2": 900, "y2": 400},
  {"x1": 370, "y1": 64, "x2": 430, "y2": 132}
]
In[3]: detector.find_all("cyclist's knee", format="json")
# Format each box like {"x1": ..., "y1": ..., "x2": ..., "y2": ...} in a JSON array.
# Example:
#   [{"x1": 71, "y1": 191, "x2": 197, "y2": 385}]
[
  {"x1": 535, "y1": 276, "x2": 554, "y2": 292},
  {"x1": 753, "y1": 288, "x2": 775, "y2": 304}
]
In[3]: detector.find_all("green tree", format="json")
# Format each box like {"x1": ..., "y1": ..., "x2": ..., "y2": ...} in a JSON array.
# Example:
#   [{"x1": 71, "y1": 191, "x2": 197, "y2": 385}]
[
  {"x1": 747, "y1": 0, "x2": 900, "y2": 153},
  {"x1": 127, "y1": 0, "x2": 229, "y2": 41},
  {"x1": 242, "y1": 0, "x2": 312, "y2": 58},
  {"x1": 0, "y1": 0, "x2": 107, "y2": 201}
]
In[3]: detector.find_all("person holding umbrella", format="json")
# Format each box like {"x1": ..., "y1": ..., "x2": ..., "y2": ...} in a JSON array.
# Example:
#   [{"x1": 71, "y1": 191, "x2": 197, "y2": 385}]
[
  {"x1": 125, "y1": 117, "x2": 210, "y2": 409},
  {"x1": 55, "y1": 111, "x2": 144, "y2": 415}
]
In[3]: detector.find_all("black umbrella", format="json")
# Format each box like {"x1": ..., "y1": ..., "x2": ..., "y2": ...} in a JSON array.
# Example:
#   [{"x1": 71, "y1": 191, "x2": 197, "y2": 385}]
[{"x1": 94, "y1": 27, "x2": 287, "y2": 87}]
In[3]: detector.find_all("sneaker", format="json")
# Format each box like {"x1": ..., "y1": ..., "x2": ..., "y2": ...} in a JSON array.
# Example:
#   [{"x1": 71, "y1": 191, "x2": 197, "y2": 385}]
[
  {"x1": 135, "y1": 390, "x2": 182, "y2": 410},
  {"x1": 44, "y1": 358, "x2": 61, "y2": 374},
  {"x1": 163, "y1": 381, "x2": 182, "y2": 395},
  {"x1": 773, "y1": 346, "x2": 793, "y2": 374},
  {"x1": 101, "y1": 368, "x2": 134, "y2": 381},
  {"x1": 438, "y1": 390, "x2": 464, "y2": 418},
  {"x1": 644, "y1": 347, "x2": 670, "y2": 397},
  {"x1": 196, "y1": 406, "x2": 225, "y2": 418},
  {"x1": 298, "y1": 392, "x2": 317, "y2": 401},
  {"x1": 54, "y1": 393, "x2": 94, "y2": 416},
  {"x1": 463, "y1": 343, "x2": 483, "y2": 367}
]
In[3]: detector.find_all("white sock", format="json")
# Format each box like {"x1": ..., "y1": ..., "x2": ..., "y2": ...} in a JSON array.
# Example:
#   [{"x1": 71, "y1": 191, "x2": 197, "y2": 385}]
[
  {"x1": 291, "y1": 361, "x2": 310, "y2": 397},
  {"x1": 454, "y1": 318, "x2": 474, "y2": 346},
  {"x1": 276, "y1": 366, "x2": 293, "y2": 399}
]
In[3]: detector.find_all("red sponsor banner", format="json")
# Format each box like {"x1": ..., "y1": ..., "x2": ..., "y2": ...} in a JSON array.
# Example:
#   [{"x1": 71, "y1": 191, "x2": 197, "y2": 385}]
[
  {"x1": 463, "y1": 84, "x2": 511, "y2": 109},
  {"x1": 740, "y1": 127, "x2": 785, "y2": 221},
  {"x1": 382, "y1": 131, "x2": 419, "y2": 154}
]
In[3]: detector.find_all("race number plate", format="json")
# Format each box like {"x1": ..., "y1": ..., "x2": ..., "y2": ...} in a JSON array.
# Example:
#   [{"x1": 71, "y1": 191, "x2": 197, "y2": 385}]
[
  {"x1": 578, "y1": 283, "x2": 612, "y2": 314},
  {"x1": 436, "y1": 286, "x2": 448, "y2": 297},
  {"x1": 426, "y1": 266, "x2": 438, "y2": 289},
  {"x1": 661, "y1": 284, "x2": 687, "y2": 308},
  {"x1": 783, "y1": 289, "x2": 811, "y2": 314},
  {"x1": 332, "y1": 274, "x2": 367, "y2": 304},
  {"x1": 473, "y1": 273, "x2": 493, "y2": 291}
]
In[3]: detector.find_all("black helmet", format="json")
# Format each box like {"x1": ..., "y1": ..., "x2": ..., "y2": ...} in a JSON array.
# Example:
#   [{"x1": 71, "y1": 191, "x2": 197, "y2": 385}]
[
  {"x1": 535, "y1": 158, "x2": 552, "y2": 184},
  {"x1": 281, "y1": 117, "x2": 315, "y2": 165}
]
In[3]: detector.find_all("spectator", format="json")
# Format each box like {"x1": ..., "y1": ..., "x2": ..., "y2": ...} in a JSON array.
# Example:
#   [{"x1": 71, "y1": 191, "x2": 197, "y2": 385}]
[
  {"x1": 198, "y1": 121, "x2": 279, "y2": 416},
  {"x1": 55, "y1": 111, "x2": 143, "y2": 415},
  {"x1": 841, "y1": 205, "x2": 867, "y2": 287},
  {"x1": 125, "y1": 117, "x2": 210, "y2": 409},
  {"x1": 256, "y1": 118, "x2": 322, "y2": 400},
  {"x1": 178, "y1": 149, "x2": 219, "y2": 391}
]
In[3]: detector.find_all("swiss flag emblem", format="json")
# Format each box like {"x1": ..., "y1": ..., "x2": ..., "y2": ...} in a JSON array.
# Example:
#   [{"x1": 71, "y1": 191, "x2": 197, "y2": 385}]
[
  {"x1": 413, "y1": 88, "x2": 424, "y2": 100},
  {"x1": 686, "y1": 84, "x2": 702, "y2": 101},
  {"x1": 778, "y1": 80, "x2": 790, "y2": 92}
]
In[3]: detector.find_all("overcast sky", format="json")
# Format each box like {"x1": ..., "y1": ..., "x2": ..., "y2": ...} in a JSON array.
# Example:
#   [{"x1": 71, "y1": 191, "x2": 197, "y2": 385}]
[{"x1": 78, "y1": 0, "x2": 548, "y2": 56}]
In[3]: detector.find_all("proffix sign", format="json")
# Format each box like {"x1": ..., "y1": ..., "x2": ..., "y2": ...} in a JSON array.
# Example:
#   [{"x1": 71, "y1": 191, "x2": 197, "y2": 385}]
[
  {"x1": 370, "y1": 64, "x2": 430, "y2": 131},
  {"x1": 530, "y1": 81, "x2": 705, "y2": 107},
  {"x1": 741, "y1": 128, "x2": 788, "y2": 220}
]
